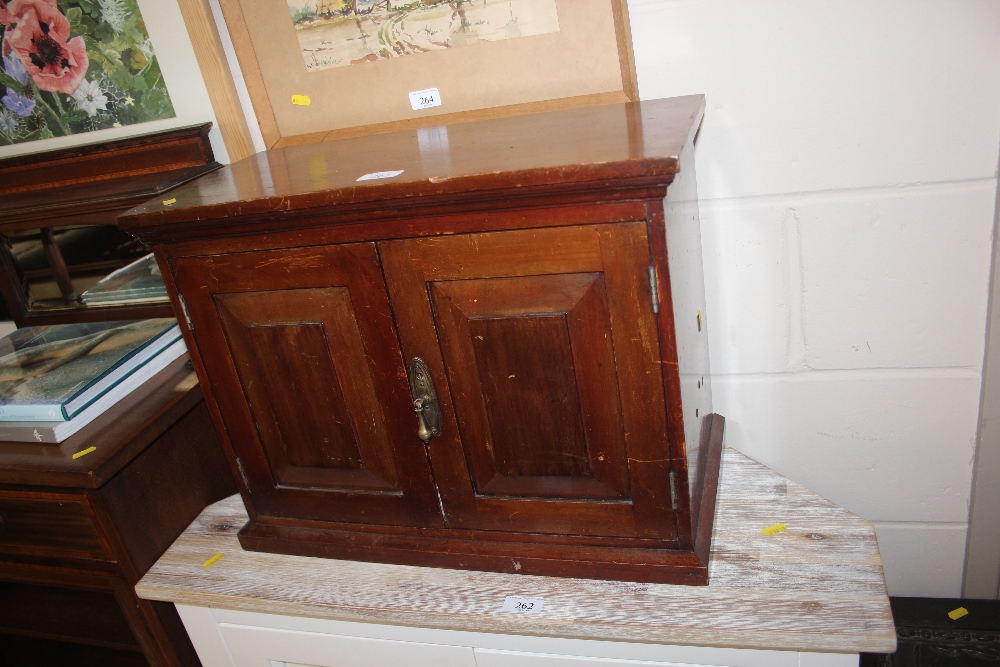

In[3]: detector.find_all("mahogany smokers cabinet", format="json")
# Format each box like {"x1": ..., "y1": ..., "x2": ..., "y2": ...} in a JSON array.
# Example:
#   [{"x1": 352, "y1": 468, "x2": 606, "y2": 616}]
[{"x1": 119, "y1": 95, "x2": 724, "y2": 585}]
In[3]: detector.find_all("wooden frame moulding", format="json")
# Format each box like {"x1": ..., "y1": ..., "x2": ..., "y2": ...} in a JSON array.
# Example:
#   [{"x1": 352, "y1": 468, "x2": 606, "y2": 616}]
[
  {"x1": 200, "y1": 0, "x2": 638, "y2": 150},
  {"x1": 176, "y1": 0, "x2": 258, "y2": 162}
]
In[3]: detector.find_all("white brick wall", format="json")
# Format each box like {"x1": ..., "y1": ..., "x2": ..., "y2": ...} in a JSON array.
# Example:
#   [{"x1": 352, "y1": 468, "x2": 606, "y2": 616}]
[{"x1": 630, "y1": 0, "x2": 1000, "y2": 596}]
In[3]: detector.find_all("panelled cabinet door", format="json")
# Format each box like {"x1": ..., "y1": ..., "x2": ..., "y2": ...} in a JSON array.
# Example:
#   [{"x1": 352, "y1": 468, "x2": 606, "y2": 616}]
[
  {"x1": 380, "y1": 223, "x2": 677, "y2": 540},
  {"x1": 171, "y1": 243, "x2": 443, "y2": 528}
]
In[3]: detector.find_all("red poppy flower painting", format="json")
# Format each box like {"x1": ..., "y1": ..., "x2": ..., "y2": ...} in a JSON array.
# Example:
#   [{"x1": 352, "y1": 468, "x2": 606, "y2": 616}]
[
  {"x1": 5, "y1": 0, "x2": 87, "y2": 94},
  {"x1": 0, "y1": 0, "x2": 174, "y2": 145}
]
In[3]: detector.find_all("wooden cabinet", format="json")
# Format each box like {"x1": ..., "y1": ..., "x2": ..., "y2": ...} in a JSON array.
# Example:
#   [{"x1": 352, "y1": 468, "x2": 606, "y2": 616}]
[
  {"x1": 119, "y1": 95, "x2": 723, "y2": 585},
  {"x1": 0, "y1": 358, "x2": 238, "y2": 667},
  {"x1": 0, "y1": 124, "x2": 219, "y2": 327},
  {"x1": 0, "y1": 124, "x2": 235, "y2": 666}
]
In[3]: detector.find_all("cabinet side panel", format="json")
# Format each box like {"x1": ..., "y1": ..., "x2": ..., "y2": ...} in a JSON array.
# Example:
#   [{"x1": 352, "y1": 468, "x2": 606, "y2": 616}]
[
  {"x1": 99, "y1": 402, "x2": 237, "y2": 578},
  {"x1": 663, "y1": 141, "x2": 714, "y2": 527},
  {"x1": 0, "y1": 579, "x2": 139, "y2": 649}
]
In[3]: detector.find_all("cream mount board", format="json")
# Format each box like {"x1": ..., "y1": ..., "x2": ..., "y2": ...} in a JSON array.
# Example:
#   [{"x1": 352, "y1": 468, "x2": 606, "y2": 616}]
[{"x1": 214, "y1": 0, "x2": 638, "y2": 148}]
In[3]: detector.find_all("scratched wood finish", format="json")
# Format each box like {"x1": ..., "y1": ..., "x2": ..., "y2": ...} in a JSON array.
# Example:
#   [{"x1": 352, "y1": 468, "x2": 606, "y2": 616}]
[
  {"x1": 136, "y1": 448, "x2": 896, "y2": 654},
  {"x1": 171, "y1": 243, "x2": 443, "y2": 529},
  {"x1": 118, "y1": 96, "x2": 705, "y2": 240},
  {"x1": 122, "y1": 95, "x2": 720, "y2": 584},
  {"x1": 380, "y1": 224, "x2": 673, "y2": 541}
]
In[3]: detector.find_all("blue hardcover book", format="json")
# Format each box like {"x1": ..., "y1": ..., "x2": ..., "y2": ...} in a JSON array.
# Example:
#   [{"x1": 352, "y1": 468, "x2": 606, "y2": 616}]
[{"x1": 0, "y1": 319, "x2": 181, "y2": 422}]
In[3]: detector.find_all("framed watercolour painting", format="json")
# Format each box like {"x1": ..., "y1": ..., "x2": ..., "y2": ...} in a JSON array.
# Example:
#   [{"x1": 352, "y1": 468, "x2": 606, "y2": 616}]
[
  {"x1": 290, "y1": 0, "x2": 563, "y2": 72},
  {"x1": 217, "y1": 0, "x2": 637, "y2": 148},
  {"x1": 0, "y1": 0, "x2": 175, "y2": 146}
]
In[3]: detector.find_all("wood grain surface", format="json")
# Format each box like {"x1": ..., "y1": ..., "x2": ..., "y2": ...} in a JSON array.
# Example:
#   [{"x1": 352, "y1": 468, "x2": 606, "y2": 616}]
[
  {"x1": 176, "y1": 0, "x2": 256, "y2": 162},
  {"x1": 118, "y1": 96, "x2": 704, "y2": 236},
  {"x1": 0, "y1": 358, "x2": 204, "y2": 489},
  {"x1": 136, "y1": 448, "x2": 896, "y2": 654}
]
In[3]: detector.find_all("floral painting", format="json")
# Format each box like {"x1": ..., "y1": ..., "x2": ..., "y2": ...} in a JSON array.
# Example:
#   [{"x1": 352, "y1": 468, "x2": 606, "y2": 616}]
[
  {"x1": 288, "y1": 0, "x2": 559, "y2": 72},
  {"x1": 0, "y1": 0, "x2": 174, "y2": 145}
]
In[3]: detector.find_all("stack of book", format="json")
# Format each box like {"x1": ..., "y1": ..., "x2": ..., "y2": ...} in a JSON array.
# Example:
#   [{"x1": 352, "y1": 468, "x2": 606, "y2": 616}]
[
  {"x1": 80, "y1": 253, "x2": 169, "y2": 306},
  {"x1": 0, "y1": 319, "x2": 186, "y2": 443}
]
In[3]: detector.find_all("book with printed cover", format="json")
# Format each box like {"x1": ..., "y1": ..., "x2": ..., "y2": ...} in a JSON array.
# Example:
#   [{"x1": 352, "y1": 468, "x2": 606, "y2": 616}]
[
  {"x1": 0, "y1": 339, "x2": 188, "y2": 442},
  {"x1": 80, "y1": 253, "x2": 169, "y2": 306},
  {"x1": 0, "y1": 319, "x2": 181, "y2": 422}
]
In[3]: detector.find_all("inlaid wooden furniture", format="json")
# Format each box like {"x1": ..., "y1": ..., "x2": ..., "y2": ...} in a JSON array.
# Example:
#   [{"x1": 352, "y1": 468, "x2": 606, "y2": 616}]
[
  {"x1": 136, "y1": 448, "x2": 897, "y2": 667},
  {"x1": 0, "y1": 124, "x2": 220, "y2": 327},
  {"x1": 0, "y1": 357, "x2": 238, "y2": 667},
  {"x1": 118, "y1": 95, "x2": 721, "y2": 585},
  {"x1": 0, "y1": 124, "x2": 233, "y2": 666}
]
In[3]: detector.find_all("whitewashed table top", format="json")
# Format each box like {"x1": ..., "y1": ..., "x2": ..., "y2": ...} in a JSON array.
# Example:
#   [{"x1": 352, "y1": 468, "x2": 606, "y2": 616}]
[{"x1": 136, "y1": 447, "x2": 896, "y2": 654}]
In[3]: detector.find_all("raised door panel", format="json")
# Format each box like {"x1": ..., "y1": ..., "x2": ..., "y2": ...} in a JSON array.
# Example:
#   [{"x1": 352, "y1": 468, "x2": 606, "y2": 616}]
[
  {"x1": 428, "y1": 273, "x2": 628, "y2": 501},
  {"x1": 216, "y1": 289, "x2": 399, "y2": 493},
  {"x1": 172, "y1": 243, "x2": 442, "y2": 528},
  {"x1": 380, "y1": 223, "x2": 677, "y2": 540}
]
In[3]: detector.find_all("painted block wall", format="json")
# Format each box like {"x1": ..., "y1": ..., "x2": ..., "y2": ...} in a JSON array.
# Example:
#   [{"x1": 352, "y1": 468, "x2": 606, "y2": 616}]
[
  {"x1": 630, "y1": 0, "x2": 1000, "y2": 596},
  {"x1": 0, "y1": 0, "x2": 227, "y2": 162}
]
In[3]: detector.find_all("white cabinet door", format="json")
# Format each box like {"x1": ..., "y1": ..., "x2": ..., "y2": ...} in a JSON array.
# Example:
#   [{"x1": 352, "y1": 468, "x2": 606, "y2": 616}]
[
  {"x1": 219, "y1": 624, "x2": 477, "y2": 667},
  {"x1": 474, "y1": 649, "x2": 712, "y2": 666},
  {"x1": 474, "y1": 650, "x2": 858, "y2": 667}
]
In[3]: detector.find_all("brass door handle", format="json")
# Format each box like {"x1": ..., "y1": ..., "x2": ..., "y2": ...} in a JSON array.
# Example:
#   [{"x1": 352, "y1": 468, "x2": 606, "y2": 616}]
[{"x1": 409, "y1": 358, "x2": 441, "y2": 444}]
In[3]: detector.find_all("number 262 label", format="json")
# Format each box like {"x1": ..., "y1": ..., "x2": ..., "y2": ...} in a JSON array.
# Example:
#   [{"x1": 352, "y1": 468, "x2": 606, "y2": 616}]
[{"x1": 502, "y1": 596, "x2": 545, "y2": 614}]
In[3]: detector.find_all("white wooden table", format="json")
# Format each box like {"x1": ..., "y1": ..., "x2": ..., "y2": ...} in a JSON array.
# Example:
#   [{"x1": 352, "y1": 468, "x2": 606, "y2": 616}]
[{"x1": 136, "y1": 448, "x2": 896, "y2": 667}]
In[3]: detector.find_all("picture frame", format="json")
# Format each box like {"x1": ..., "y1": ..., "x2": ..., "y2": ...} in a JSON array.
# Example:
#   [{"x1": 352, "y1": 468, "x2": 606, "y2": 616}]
[{"x1": 214, "y1": 0, "x2": 638, "y2": 149}]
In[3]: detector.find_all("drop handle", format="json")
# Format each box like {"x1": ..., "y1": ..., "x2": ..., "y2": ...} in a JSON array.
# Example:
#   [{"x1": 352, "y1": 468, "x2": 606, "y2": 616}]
[
  {"x1": 409, "y1": 358, "x2": 442, "y2": 444},
  {"x1": 412, "y1": 397, "x2": 434, "y2": 443}
]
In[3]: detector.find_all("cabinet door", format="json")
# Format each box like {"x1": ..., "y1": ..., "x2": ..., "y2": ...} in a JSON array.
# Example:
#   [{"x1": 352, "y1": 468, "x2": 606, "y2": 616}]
[
  {"x1": 380, "y1": 223, "x2": 676, "y2": 539},
  {"x1": 172, "y1": 243, "x2": 442, "y2": 528},
  {"x1": 219, "y1": 625, "x2": 476, "y2": 667}
]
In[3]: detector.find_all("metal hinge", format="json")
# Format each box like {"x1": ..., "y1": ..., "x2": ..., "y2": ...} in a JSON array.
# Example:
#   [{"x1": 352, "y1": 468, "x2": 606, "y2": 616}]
[
  {"x1": 235, "y1": 457, "x2": 250, "y2": 490},
  {"x1": 177, "y1": 294, "x2": 194, "y2": 330},
  {"x1": 648, "y1": 265, "x2": 660, "y2": 314},
  {"x1": 669, "y1": 470, "x2": 678, "y2": 510}
]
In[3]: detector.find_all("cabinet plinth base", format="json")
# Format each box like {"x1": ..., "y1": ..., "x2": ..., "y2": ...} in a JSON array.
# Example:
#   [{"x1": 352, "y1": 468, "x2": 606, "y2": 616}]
[
  {"x1": 237, "y1": 523, "x2": 709, "y2": 585},
  {"x1": 237, "y1": 414, "x2": 725, "y2": 586}
]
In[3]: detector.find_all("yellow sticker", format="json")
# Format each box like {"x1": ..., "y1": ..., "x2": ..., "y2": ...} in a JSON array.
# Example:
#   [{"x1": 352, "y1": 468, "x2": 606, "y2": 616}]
[
  {"x1": 71, "y1": 446, "x2": 97, "y2": 460},
  {"x1": 948, "y1": 607, "x2": 969, "y2": 620},
  {"x1": 762, "y1": 523, "x2": 787, "y2": 536},
  {"x1": 203, "y1": 553, "x2": 224, "y2": 568},
  {"x1": 291, "y1": 94, "x2": 311, "y2": 106},
  {"x1": 162, "y1": 198, "x2": 177, "y2": 206}
]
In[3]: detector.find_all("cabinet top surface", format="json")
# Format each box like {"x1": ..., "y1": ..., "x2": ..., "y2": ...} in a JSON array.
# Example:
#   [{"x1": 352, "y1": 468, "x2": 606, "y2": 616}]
[
  {"x1": 136, "y1": 448, "x2": 896, "y2": 654},
  {"x1": 0, "y1": 358, "x2": 201, "y2": 489},
  {"x1": 118, "y1": 96, "x2": 705, "y2": 233}
]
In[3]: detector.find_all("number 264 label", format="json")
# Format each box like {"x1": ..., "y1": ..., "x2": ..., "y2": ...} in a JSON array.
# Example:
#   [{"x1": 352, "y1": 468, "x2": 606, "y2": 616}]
[
  {"x1": 409, "y1": 87, "x2": 442, "y2": 111},
  {"x1": 502, "y1": 596, "x2": 545, "y2": 614}
]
